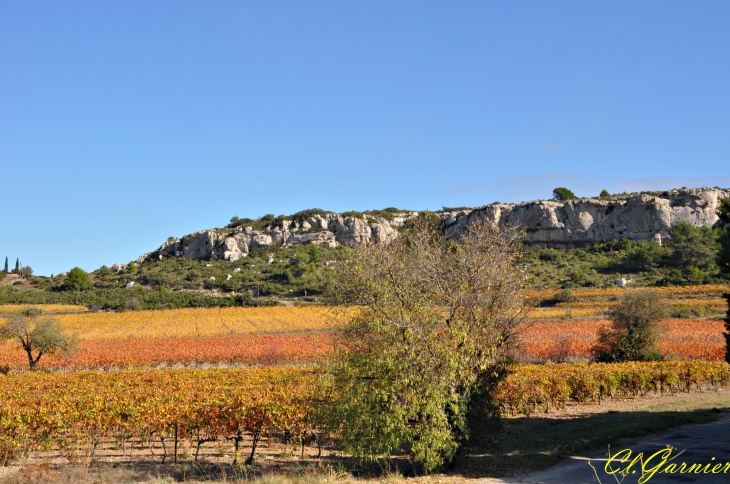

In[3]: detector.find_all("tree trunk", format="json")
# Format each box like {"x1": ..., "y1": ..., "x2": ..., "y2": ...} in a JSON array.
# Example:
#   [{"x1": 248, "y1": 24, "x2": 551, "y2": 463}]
[{"x1": 26, "y1": 350, "x2": 37, "y2": 370}]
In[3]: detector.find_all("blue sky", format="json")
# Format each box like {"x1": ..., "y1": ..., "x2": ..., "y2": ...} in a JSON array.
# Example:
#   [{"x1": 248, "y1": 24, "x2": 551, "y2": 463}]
[{"x1": 1, "y1": 1, "x2": 729, "y2": 275}]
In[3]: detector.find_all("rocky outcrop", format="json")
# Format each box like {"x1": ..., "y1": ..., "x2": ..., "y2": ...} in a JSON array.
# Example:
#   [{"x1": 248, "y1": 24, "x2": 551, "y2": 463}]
[
  {"x1": 138, "y1": 212, "x2": 420, "y2": 263},
  {"x1": 137, "y1": 188, "x2": 730, "y2": 263},
  {"x1": 449, "y1": 187, "x2": 730, "y2": 247}
]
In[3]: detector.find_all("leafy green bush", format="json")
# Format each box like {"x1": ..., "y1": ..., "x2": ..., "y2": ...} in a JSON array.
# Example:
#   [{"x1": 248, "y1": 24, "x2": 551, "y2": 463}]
[
  {"x1": 552, "y1": 187, "x2": 577, "y2": 201},
  {"x1": 622, "y1": 241, "x2": 664, "y2": 271},
  {"x1": 291, "y1": 208, "x2": 330, "y2": 224},
  {"x1": 554, "y1": 288, "x2": 577, "y2": 303},
  {"x1": 666, "y1": 222, "x2": 719, "y2": 273},
  {"x1": 65, "y1": 267, "x2": 90, "y2": 291}
]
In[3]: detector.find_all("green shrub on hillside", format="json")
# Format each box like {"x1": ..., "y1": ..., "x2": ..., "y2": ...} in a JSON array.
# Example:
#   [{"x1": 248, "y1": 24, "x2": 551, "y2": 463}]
[
  {"x1": 552, "y1": 187, "x2": 576, "y2": 201},
  {"x1": 65, "y1": 267, "x2": 90, "y2": 291},
  {"x1": 622, "y1": 241, "x2": 664, "y2": 271}
]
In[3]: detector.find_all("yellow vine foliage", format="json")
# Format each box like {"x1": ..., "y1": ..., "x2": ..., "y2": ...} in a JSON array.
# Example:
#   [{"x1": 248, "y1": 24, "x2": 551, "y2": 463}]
[
  {"x1": 0, "y1": 306, "x2": 347, "y2": 341},
  {"x1": 497, "y1": 361, "x2": 730, "y2": 416},
  {"x1": 0, "y1": 304, "x2": 87, "y2": 314},
  {"x1": 529, "y1": 307, "x2": 605, "y2": 318},
  {"x1": 526, "y1": 284, "x2": 730, "y2": 300},
  {"x1": 555, "y1": 298, "x2": 728, "y2": 309}
]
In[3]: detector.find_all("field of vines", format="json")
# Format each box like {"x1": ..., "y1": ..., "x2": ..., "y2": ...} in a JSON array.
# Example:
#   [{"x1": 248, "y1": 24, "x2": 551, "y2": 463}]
[
  {"x1": 525, "y1": 284, "x2": 730, "y2": 300},
  {"x1": 1, "y1": 306, "x2": 341, "y2": 340},
  {"x1": 0, "y1": 362, "x2": 727, "y2": 465},
  {"x1": 496, "y1": 361, "x2": 730, "y2": 416},
  {"x1": 554, "y1": 298, "x2": 728, "y2": 309},
  {"x1": 0, "y1": 333, "x2": 333, "y2": 370},
  {"x1": 0, "y1": 367, "x2": 315, "y2": 465},
  {"x1": 0, "y1": 304, "x2": 87, "y2": 314},
  {"x1": 518, "y1": 319, "x2": 726, "y2": 362},
  {"x1": 0, "y1": 318, "x2": 723, "y2": 370}
]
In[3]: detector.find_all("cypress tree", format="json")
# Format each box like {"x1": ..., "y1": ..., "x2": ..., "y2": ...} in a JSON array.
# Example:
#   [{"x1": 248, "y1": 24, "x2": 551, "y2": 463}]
[
  {"x1": 13, "y1": 258, "x2": 19, "y2": 274},
  {"x1": 3, "y1": 257, "x2": 7, "y2": 273}
]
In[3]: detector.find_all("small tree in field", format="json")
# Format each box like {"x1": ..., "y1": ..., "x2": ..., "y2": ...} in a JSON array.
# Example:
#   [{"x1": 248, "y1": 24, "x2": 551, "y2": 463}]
[
  {"x1": 319, "y1": 215, "x2": 529, "y2": 472},
  {"x1": 592, "y1": 290, "x2": 668, "y2": 362},
  {"x1": 0, "y1": 308, "x2": 76, "y2": 370}
]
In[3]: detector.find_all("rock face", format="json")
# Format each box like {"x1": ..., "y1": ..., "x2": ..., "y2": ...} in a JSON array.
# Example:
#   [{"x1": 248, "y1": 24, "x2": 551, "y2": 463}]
[
  {"x1": 453, "y1": 188, "x2": 730, "y2": 247},
  {"x1": 138, "y1": 212, "x2": 420, "y2": 263},
  {"x1": 137, "y1": 188, "x2": 730, "y2": 263}
]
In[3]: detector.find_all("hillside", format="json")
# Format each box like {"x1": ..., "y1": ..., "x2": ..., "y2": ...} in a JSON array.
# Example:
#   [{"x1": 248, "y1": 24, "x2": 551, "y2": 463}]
[
  {"x1": 1, "y1": 187, "x2": 729, "y2": 310},
  {"x1": 138, "y1": 187, "x2": 729, "y2": 263}
]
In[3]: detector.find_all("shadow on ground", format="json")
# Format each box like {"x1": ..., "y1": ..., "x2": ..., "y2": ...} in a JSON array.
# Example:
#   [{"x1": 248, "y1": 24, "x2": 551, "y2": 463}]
[{"x1": 459, "y1": 404, "x2": 729, "y2": 478}]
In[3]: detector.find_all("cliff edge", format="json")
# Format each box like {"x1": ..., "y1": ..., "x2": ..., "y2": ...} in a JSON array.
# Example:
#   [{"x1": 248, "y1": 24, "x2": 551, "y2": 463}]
[{"x1": 138, "y1": 187, "x2": 730, "y2": 263}]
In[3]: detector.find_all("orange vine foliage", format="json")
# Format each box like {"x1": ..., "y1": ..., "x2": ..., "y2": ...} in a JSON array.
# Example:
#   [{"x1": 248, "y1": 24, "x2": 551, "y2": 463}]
[
  {"x1": 0, "y1": 367, "x2": 315, "y2": 453},
  {"x1": 1, "y1": 362, "x2": 726, "y2": 453},
  {"x1": 518, "y1": 319, "x2": 726, "y2": 362},
  {"x1": 0, "y1": 317, "x2": 722, "y2": 369},
  {"x1": 0, "y1": 333, "x2": 334, "y2": 370},
  {"x1": 496, "y1": 361, "x2": 730, "y2": 416}
]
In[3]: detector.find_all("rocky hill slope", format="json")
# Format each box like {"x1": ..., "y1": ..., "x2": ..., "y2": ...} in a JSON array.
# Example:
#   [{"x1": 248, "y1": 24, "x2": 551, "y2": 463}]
[{"x1": 138, "y1": 187, "x2": 730, "y2": 263}]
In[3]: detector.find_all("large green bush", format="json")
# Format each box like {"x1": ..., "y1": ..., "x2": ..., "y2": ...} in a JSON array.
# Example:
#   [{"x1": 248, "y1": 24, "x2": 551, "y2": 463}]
[{"x1": 65, "y1": 267, "x2": 90, "y2": 291}]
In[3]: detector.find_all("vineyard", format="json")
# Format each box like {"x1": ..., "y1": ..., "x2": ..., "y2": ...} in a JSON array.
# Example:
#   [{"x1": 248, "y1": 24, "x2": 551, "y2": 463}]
[
  {"x1": 0, "y1": 362, "x2": 727, "y2": 466},
  {"x1": 0, "y1": 318, "x2": 724, "y2": 370},
  {"x1": 0, "y1": 367, "x2": 315, "y2": 465},
  {"x1": 0, "y1": 287, "x2": 727, "y2": 470},
  {"x1": 0, "y1": 306, "x2": 339, "y2": 340},
  {"x1": 496, "y1": 361, "x2": 730, "y2": 416},
  {"x1": 525, "y1": 284, "x2": 730, "y2": 300},
  {"x1": 0, "y1": 333, "x2": 333, "y2": 370},
  {"x1": 0, "y1": 298, "x2": 725, "y2": 369},
  {"x1": 518, "y1": 319, "x2": 726, "y2": 362},
  {"x1": 0, "y1": 304, "x2": 88, "y2": 314}
]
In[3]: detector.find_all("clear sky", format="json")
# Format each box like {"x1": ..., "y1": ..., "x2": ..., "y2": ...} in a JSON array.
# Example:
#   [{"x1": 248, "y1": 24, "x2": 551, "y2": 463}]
[{"x1": 1, "y1": 1, "x2": 729, "y2": 275}]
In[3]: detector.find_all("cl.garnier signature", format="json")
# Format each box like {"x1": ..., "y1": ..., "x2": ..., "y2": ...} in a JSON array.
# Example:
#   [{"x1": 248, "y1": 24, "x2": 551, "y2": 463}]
[{"x1": 593, "y1": 447, "x2": 730, "y2": 483}]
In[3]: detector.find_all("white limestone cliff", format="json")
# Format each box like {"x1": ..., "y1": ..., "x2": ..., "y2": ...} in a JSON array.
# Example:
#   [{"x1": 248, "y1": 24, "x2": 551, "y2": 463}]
[{"x1": 137, "y1": 187, "x2": 729, "y2": 263}]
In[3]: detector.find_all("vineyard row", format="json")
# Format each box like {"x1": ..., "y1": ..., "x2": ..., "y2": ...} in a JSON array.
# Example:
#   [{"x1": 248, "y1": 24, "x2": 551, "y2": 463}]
[{"x1": 0, "y1": 362, "x2": 728, "y2": 462}]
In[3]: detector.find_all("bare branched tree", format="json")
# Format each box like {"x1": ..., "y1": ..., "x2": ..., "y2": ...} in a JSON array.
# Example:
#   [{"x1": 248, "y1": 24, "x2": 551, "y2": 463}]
[{"x1": 320, "y1": 214, "x2": 529, "y2": 472}]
